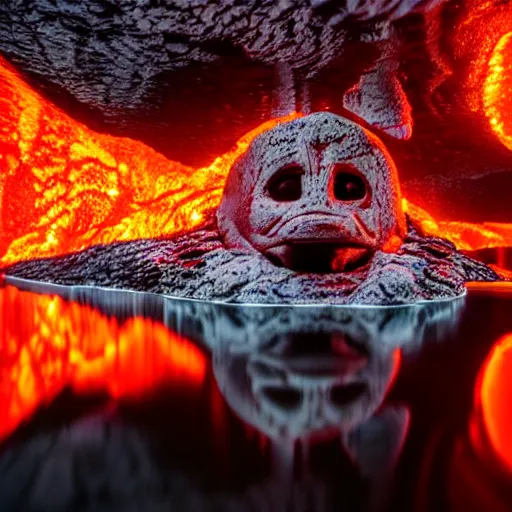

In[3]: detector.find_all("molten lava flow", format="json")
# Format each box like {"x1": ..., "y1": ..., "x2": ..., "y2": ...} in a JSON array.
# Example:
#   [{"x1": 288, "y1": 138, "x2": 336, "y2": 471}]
[
  {"x1": 455, "y1": 3, "x2": 512, "y2": 151},
  {"x1": 0, "y1": 55, "x2": 512, "y2": 266},
  {"x1": 0, "y1": 285, "x2": 206, "y2": 441},
  {"x1": 484, "y1": 32, "x2": 512, "y2": 151},
  {"x1": 475, "y1": 333, "x2": 512, "y2": 474},
  {"x1": 403, "y1": 200, "x2": 512, "y2": 254},
  {"x1": 0, "y1": 55, "x2": 298, "y2": 265}
]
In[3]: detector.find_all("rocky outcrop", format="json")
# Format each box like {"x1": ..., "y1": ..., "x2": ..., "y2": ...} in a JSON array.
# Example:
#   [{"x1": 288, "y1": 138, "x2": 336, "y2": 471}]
[{"x1": 2, "y1": 217, "x2": 499, "y2": 305}]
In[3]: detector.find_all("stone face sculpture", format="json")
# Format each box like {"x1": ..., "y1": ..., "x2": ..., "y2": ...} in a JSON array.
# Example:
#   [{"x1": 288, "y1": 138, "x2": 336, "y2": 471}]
[
  {"x1": 2, "y1": 113, "x2": 501, "y2": 305},
  {"x1": 217, "y1": 113, "x2": 406, "y2": 272}
]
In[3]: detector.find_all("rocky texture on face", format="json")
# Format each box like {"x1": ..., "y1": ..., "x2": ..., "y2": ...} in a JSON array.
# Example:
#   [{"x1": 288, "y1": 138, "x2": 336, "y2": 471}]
[{"x1": 217, "y1": 112, "x2": 405, "y2": 272}]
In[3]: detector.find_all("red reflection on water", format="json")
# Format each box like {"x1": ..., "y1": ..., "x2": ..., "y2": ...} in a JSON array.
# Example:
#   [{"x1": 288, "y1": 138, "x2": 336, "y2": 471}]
[
  {"x1": 0, "y1": 285, "x2": 206, "y2": 441},
  {"x1": 474, "y1": 333, "x2": 512, "y2": 474}
]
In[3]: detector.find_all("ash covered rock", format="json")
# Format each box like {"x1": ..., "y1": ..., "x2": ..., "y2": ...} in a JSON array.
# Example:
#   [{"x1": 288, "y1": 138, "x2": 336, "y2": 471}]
[
  {"x1": 0, "y1": 0, "x2": 443, "y2": 161},
  {"x1": 3, "y1": 219, "x2": 498, "y2": 305},
  {"x1": 343, "y1": 50, "x2": 413, "y2": 140},
  {"x1": 3, "y1": 113, "x2": 500, "y2": 305},
  {"x1": 0, "y1": 0, "x2": 443, "y2": 114}
]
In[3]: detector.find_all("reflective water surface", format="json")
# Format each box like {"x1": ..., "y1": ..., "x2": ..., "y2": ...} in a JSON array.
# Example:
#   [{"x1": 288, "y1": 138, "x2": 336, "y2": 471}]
[{"x1": 1, "y1": 279, "x2": 512, "y2": 511}]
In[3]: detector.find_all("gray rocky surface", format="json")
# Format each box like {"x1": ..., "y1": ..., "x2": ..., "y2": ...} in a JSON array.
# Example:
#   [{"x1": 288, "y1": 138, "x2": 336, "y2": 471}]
[
  {"x1": 0, "y1": 1, "x2": 443, "y2": 115},
  {"x1": 2, "y1": 217, "x2": 499, "y2": 305}
]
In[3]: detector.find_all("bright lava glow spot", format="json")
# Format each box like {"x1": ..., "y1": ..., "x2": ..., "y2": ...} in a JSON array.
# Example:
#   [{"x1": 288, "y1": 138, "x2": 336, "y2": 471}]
[
  {"x1": 477, "y1": 333, "x2": 512, "y2": 474},
  {"x1": 484, "y1": 31, "x2": 512, "y2": 151}
]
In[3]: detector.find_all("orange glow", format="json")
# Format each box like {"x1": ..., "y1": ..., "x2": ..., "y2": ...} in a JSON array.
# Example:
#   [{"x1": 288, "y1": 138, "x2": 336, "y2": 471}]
[
  {"x1": 453, "y1": 1, "x2": 512, "y2": 114},
  {"x1": 475, "y1": 333, "x2": 512, "y2": 474},
  {"x1": 0, "y1": 55, "x2": 299, "y2": 265},
  {"x1": 0, "y1": 55, "x2": 511, "y2": 267},
  {"x1": 0, "y1": 284, "x2": 206, "y2": 440},
  {"x1": 403, "y1": 199, "x2": 512, "y2": 255},
  {"x1": 483, "y1": 32, "x2": 512, "y2": 151},
  {"x1": 455, "y1": 2, "x2": 512, "y2": 154}
]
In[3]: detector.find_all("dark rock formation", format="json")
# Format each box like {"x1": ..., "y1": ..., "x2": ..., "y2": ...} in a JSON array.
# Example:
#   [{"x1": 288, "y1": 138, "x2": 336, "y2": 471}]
[
  {"x1": 2, "y1": 217, "x2": 499, "y2": 305},
  {"x1": 0, "y1": 1, "x2": 443, "y2": 165},
  {"x1": 0, "y1": 0, "x2": 442, "y2": 114}
]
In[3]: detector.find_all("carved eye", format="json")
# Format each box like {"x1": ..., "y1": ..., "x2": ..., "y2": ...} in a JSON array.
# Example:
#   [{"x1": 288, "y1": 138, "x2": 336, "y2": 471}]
[
  {"x1": 333, "y1": 165, "x2": 368, "y2": 202},
  {"x1": 266, "y1": 165, "x2": 303, "y2": 202}
]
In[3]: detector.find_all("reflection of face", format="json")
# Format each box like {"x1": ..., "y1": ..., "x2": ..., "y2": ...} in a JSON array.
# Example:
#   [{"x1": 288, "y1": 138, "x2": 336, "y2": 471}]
[
  {"x1": 217, "y1": 112, "x2": 406, "y2": 272},
  {"x1": 251, "y1": 333, "x2": 400, "y2": 439},
  {"x1": 213, "y1": 328, "x2": 400, "y2": 441},
  {"x1": 171, "y1": 297, "x2": 463, "y2": 440}
]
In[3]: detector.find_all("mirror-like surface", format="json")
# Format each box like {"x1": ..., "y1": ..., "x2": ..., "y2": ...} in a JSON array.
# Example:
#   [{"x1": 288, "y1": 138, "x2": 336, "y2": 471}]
[{"x1": 1, "y1": 280, "x2": 512, "y2": 511}]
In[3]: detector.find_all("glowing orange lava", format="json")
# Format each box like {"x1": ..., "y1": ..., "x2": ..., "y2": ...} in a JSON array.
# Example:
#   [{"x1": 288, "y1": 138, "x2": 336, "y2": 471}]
[
  {"x1": 403, "y1": 200, "x2": 512, "y2": 255},
  {"x1": 475, "y1": 333, "x2": 512, "y2": 474},
  {"x1": 455, "y1": 2, "x2": 512, "y2": 153},
  {"x1": 453, "y1": 0, "x2": 511, "y2": 114},
  {"x1": 0, "y1": 284, "x2": 206, "y2": 440},
  {"x1": 483, "y1": 32, "x2": 512, "y2": 151},
  {"x1": 0, "y1": 56, "x2": 512, "y2": 268},
  {"x1": 0, "y1": 55, "x2": 298, "y2": 265}
]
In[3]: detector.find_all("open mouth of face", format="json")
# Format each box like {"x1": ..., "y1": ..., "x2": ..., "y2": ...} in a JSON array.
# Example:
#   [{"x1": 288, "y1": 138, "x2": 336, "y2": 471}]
[{"x1": 264, "y1": 240, "x2": 374, "y2": 273}]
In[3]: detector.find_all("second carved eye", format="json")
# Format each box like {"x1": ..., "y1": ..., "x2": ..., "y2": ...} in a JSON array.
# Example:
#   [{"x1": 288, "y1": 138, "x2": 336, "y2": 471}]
[
  {"x1": 332, "y1": 165, "x2": 368, "y2": 202},
  {"x1": 266, "y1": 165, "x2": 303, "y2": 202}
]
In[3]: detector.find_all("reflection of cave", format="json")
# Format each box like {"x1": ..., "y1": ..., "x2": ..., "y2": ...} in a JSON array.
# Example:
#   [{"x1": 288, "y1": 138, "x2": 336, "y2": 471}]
[{"x1": 0, "y1": 287, "x2": 465, "y2": 512}]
